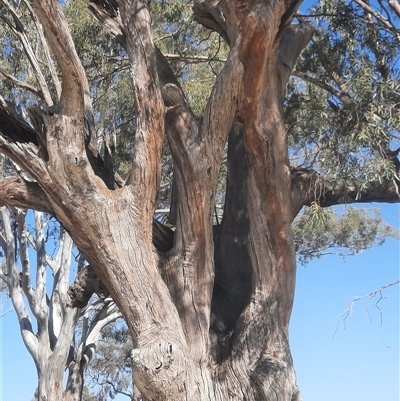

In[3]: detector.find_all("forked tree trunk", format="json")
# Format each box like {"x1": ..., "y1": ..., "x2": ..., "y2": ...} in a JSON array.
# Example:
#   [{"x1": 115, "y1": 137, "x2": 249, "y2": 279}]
[
  {"x1": 0, "y1": 1, "x2": 308, "y2": 400},
  {"x1": 0, "y1": 1, "x2": 365, "y2": 400}
]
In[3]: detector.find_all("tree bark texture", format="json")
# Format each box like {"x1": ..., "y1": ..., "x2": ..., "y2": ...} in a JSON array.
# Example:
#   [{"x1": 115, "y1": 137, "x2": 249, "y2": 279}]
[{"x1": 0, "y1": 1, "x2": 399, "y2": 400}]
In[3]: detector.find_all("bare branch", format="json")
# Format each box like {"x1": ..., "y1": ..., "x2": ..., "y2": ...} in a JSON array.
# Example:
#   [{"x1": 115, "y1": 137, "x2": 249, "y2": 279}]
[
  {"x1": 16, "y1": 210, "x2": 44, "y2": 324},
  {"x1": 387, "y1": 0, "x2": 400, "y2": 18},
  {"x1": 22, "y1": 0, "x2": 62, "y2": 100},
  {"x1": 49, "y1": 228, "x2": 74, "y2": 346},
  {"x1": 0, "y1": 207, "x2": 39, "y2": 359},
  {"x1": 334, "y1": 280, "x2": 399, "y2": 345},
  {"x1": 352, "y1": 0, "x2": 400, "y2": 41},
  {"x1": 0, "y1": 0, "x2": 53, "y2": 105},
  {"x1": 86, "y1": 300, "x2": 122, "y2": 345},
  {"x1": 0, "y1": 67, "x2": 43, "y2": 98}
]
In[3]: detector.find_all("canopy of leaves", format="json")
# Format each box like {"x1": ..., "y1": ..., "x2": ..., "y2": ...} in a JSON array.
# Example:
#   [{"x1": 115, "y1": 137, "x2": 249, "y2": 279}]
[
  {"x1": 287, "y1": 0, "x2": 400, "y2": 191},
  {"x1": 84, "y1": 323, "x2": 133, "y2": 401}
]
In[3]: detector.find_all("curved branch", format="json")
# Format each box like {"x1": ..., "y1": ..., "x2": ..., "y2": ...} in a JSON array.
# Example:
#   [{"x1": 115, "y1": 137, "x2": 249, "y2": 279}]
[
  {"x1": 0, "y1": 176, "x2": 54, "y2": 213},
  {"x1": 0, "y1": 67, "x2": 43, "y2": 99},
  {"x1": 0, "y1": 96, "x2": 39, "y2": 145},
  {"x1": 290, "y1": 167, "x2": 400, "y2": 219}
]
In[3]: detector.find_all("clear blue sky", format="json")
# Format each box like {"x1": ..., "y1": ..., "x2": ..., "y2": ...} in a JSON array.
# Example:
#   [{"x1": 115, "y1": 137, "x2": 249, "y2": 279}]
[{"x1": 1, "y1": 204, "x2": 398, "y2": 400}]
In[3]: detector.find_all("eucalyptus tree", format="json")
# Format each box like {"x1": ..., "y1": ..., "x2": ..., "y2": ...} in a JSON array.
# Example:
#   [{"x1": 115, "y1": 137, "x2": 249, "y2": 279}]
[
  {"x1": 0, "y1": 206, "x2": 121, "y2": 401},
  {"x1": 0, "y1": 1, "x2": 399, "y2": 401}
]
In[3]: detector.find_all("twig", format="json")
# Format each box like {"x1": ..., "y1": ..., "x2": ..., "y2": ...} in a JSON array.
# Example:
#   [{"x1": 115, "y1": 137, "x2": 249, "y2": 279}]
[{"x1": 333, "y1": 280, "x2": 399, "y2": 346}]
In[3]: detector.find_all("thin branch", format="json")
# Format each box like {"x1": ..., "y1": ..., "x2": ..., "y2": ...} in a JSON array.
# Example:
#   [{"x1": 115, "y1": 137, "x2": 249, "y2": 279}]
[
  {"x1": 352, "y1": 0, "x2": 400, "y2": 41},
  {"x1": 22, "y1": 0, "x2": 62, "y2": 100},
  {"x1": 0, "y1": 0, "x2": 53, "y2": 105},
  {"x1": 292, "y1": 70, "x2": 352, "y2": 106},
  {"x1": 0, "y1": 206, "x2": 38, "y2": 359},
  {"x1": 0, "y1": 67, "x2": 43, "y2": 98},
  {"x1": 163, "y1": 53, "x2": 227, "y2": 63},
  {"x1": 334, "y1": 280, "x2": 399, "y2": 346}
]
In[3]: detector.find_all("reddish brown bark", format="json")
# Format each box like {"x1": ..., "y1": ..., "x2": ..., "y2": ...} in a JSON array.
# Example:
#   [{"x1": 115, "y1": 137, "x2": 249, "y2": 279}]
[{"x1": 1, "y1": 0, "x2": 399, "y2": 400}]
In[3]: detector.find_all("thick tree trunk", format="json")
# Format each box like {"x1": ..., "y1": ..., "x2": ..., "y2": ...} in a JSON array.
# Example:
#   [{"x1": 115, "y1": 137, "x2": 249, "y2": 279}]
[{"x1": 6, "y1": 1, "x2": 399, "y2": 401}]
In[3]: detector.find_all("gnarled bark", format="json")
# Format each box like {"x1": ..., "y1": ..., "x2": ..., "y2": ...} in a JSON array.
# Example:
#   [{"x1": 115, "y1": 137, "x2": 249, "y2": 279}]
[{"x1": 1, "y1": 1, "x2": 399, "y2": 400}]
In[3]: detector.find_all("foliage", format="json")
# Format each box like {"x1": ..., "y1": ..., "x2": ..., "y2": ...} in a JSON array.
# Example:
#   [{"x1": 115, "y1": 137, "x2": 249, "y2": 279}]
[
  {"x1": 287, "y1": 0, "x2": 400, "y2": 191},
  {"x1": 84, "y1": 323, "x2": 133, "y2": 401},
  {"x1": 294, "y1": 205, "x2": 399, "y2": 264}
]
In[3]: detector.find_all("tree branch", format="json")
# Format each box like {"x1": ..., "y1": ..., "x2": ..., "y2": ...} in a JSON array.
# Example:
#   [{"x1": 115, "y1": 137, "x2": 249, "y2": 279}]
[
  {"x1": 387, "y1": 0, "x2": 400, "y2": 18},
  {"x1": 49, "y1": 229, "x2": 74, "y2": 348},
  {"x1": 117, "y1": 0, "x2": 165, "y2": 213},
  {"x1": 16, "y1": 210, "x2": 48, "y2": 327},
  {"x1": 32, "y1": 0, "x2": 98, "y2": 155},
  {"x1": 290, "y1": 167, "x2": 400, "y2": 219},
  {"x1": 352, "y1": 0, "x2": 400, "y2": 41},
  {"x1": 33, "y1": 212, "x2": 49, "y2": 335},
  {"x1": 22, "y1": 0, "x2": 62, "y2": 100},
  {"x1": 1, "y1": 0, "x2": 53, "y2": 106},
  {"x1": 0, "y1": 67, "x2": 43, "y2": 99},
  {"x1": 0, "y1": 176, "x2": 54, "y2": 213},
  {"x1": 292, "y1": 70, "x2": 352, "y2": 106},
  {"x1": 0, "y1": 207, "x2": 39, "y2": 360}
]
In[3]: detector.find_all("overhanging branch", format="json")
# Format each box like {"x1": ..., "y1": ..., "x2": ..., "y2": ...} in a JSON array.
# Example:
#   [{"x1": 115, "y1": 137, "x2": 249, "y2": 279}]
[{"x1": 290, "y1": 167, "x2": 400, "y2": 219}]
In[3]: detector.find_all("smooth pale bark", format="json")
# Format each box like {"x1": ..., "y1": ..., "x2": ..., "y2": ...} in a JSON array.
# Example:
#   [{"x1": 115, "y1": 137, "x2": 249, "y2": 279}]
[
  {"x1": 0, "y1": 1, "x2": 399, "y2": 400},
  {"x1": 0, "y1": 207, "x2": 123, "y2": 401}
]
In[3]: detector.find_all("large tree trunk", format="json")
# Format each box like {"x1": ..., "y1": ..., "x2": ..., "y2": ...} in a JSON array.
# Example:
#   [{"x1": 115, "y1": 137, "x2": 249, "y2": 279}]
[{"x1": 1, "y1": 1, "x2": 398, "y2": 400}]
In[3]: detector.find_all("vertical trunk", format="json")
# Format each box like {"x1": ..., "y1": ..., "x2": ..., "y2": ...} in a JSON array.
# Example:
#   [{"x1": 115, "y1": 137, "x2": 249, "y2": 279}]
[
  {"x1": 1, "y1": 1, "x2": 314, "y2": 400},
  {"x1": 65, "y1": 360, "x2": 84, "y2": 401}
]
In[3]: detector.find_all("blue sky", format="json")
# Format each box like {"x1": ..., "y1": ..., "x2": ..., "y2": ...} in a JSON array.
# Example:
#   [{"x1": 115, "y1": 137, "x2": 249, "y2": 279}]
[
  {"x1": 1, "y1": 204, "x2": 398, "y2": 400},
  {"x1": 291, "y1": 204, "x2": 399, "y2": 401}
]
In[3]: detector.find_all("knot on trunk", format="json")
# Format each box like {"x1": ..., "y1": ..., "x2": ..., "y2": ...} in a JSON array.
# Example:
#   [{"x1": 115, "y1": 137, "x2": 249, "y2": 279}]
[
  {"x1": 131, "y1": 340, "x2": 189, "y2": 400},
  {"x1": 67, "y1": 264, "x2": 109, "y2": 308}
]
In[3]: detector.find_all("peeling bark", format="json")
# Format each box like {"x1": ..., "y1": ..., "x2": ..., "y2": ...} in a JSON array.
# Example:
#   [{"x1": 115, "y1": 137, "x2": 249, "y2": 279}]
[{"x1": 1, "y1": 1, "x2": 399, "y2": 400}]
